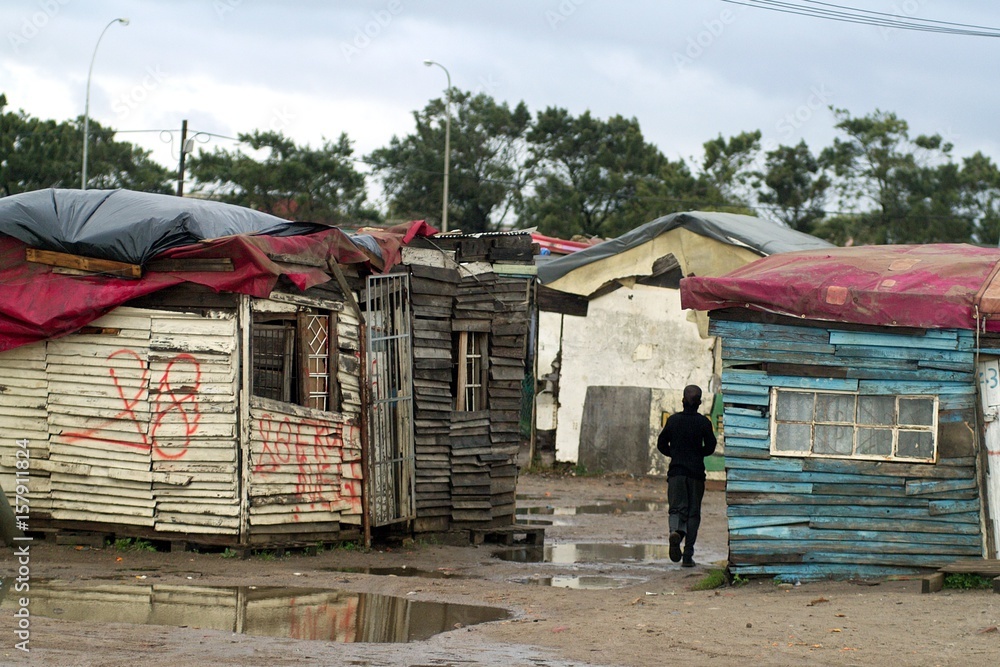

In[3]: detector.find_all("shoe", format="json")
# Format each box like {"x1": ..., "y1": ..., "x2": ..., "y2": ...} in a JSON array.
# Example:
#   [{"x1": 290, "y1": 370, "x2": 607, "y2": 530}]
[
  {"x1": 668, "y1": 531, "x2": 683, "y2": 563},
  {"x1": 681, "y1": 557, "x2": 696, "y2": 568}
]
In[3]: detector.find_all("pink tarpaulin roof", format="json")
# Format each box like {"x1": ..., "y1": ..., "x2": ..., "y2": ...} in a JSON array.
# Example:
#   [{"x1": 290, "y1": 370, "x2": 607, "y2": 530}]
[
  {"x1": 680, "y1": 243, "x2": 1000, "y2": 332},
  {"x1": 0, "y1": 220, "x2": 436, "y2": 352}
]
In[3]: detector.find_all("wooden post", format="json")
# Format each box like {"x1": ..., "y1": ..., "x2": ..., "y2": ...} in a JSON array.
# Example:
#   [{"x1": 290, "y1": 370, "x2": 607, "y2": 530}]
[{"x1": 236, "y1": 295, "x2": 253, "y2": 546}]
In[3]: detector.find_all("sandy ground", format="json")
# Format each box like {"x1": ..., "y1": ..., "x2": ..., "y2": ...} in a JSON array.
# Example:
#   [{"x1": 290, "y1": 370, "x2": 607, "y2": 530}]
[{"x1": 0, "y1": 472, "x2": 998, "y2": 667}]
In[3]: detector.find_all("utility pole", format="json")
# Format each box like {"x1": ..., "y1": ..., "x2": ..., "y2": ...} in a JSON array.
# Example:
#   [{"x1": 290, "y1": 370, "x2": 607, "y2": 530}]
[{"x1": 176, "y1": 119, "x2": 188, "y2": 197}]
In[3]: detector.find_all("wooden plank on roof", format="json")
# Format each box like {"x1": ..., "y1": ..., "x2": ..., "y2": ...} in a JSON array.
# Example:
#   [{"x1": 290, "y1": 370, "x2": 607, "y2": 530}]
[
  {"x1": 26, "y1": 247, "x2": 141, "y2": 278},
  {"x1": 146, "y1": 258, "x2": 235, "y2": 272}
]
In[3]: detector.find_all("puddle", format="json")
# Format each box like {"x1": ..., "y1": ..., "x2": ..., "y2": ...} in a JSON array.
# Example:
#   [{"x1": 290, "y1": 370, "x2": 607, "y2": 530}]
[
  {"x1": 494, "y1": 542, "x2": 673, "y2": 564},
  {"x1": 517, "y1": 500, "x2": 668, "y2": 516},
  {"x1": 320, "y1": 566, "x2": 464, "y2": 579},
  {"x1": 1, "y1": 582, "x2": 507, "y2": 643},
  {"x1": 515, "y1": 519, "x2": 553, "y2": 527},
  {"x1": 511, "y1": 574, "x2": 640, "y2": 589}
]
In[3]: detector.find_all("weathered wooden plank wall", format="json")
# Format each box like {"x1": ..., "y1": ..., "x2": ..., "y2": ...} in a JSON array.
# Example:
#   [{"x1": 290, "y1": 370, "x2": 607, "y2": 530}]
[
  {"x1": 711, "y1": 317, "x2": 984, "y2": 581},
  {"x1": 247, "y1": 396, "x2": 362, "y2": 542},
  {"x1": 0, "y1": 307, "x2": 243, "y2": 533},
  {"x1": 404, "y1": 240, "x2": 532, "y2": 533}
]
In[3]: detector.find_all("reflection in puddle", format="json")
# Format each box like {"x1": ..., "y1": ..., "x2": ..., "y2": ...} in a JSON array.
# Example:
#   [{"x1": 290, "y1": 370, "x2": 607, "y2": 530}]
[
  {"x1": 512, "y1": 575, "x2": 639, "y2": 589},
  {"x1": 494, "y1": 543, "x2": 673, "y2": 564},
  {"x1": 517, "y1": 500, "x2": 668, "y2": 516},
  {"x1": 320, "y1": 566, "x2": 464, "y2": 579},
  {"x1": 2, "y1": 583, "x2": 507, "y2": 643}
]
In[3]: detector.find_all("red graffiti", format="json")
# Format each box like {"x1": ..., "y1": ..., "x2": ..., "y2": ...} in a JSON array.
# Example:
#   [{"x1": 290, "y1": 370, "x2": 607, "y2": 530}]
[
  {"x1": 63, "y1": 349, "x2": 202, "y2": 460},
  {"x1": 286, "y1": 597, "x2": 360, "y2": 642},
  {"x1": 255, "y1": 413, "x2": 351, "y2": 519}
]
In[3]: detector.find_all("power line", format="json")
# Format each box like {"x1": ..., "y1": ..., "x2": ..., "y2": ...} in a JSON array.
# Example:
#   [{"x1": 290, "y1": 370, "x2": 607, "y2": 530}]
[{"x1": 720, "y1": 0, "x2": 1000, "y2": 37}]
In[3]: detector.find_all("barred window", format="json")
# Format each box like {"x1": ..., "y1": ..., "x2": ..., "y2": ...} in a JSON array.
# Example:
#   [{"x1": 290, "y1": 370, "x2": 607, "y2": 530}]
[
  {"x1": 770, "y1": 389, "x2": 937, "y2": 463},
  {"x1": 252, "y1": 309, "x2": 339, "y2": 412},
  {"x1": 454, "y1": 330, "x2": 488, "y2": 411}
]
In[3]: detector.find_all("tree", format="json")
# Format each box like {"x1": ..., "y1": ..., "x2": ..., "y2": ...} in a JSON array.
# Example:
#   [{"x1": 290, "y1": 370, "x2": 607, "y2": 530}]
[
  {"x1": 520, "y1": 108, "x2": 665, "y2": 238},
  {"x1": 958, "y1": 151, "x2": 1000, "y2": 245},
  {"x1": 700, "y1": 130, "x2": 761, "y2": 208},
  {"x1": 188, "y1": 130, "x2": 378, "y2": 224},
  {"x1": 818, "y1": 108, "x2": 967, "y2": 244},
  {"x1": 0, "y1": 94, "x2": 171, "y2": 196},
  {"x1": 369, "y1": 90, "x2": 530, "y2": 233},
  {"x1": 757, "y1": 140, "x2": 830, "y2": 233}
]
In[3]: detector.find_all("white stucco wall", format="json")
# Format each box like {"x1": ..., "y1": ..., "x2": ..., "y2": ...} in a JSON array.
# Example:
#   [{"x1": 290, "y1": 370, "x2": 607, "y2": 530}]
[{"x1": 547, "y1": 285, "x2": 715, "y2": 465}]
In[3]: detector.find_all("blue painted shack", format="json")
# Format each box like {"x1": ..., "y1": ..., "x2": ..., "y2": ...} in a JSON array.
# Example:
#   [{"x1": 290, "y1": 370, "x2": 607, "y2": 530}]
[{"x1": 681, "y1": 244, "x2": 1000, "y2": 581}]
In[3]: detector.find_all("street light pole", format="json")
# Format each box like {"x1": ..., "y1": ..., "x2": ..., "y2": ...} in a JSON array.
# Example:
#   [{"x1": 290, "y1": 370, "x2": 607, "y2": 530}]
[
  {"x1": 82, "y1": 17, "x2": 129, "y2": 191},
  {"x1": 423, "y1": 59, "x2": 451, "y2": 233}
]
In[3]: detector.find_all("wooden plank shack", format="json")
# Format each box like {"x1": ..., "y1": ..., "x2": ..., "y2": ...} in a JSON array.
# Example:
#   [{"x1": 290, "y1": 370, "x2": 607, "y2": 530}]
[
  {"x1": 0, "y1": 280, "x2": 366, "y2": 547},
  {"x1": 0, "y1": 230, "x2": 535, "y2": 546},
  {"x1": 401, "y1": 233, "x2": 535, "y2": 534},
  {"x1": 711, "y1": 315, "x2": 985, "y2": 581}
]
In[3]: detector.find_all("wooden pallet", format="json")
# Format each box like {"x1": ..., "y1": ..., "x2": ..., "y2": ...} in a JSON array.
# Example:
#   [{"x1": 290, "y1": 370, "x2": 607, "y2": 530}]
[{"x1": 470, "y1": 525, "x2": 545, "y2": 547}]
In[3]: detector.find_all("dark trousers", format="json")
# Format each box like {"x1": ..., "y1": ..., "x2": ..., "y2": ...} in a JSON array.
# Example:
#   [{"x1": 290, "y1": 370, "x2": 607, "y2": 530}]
[{"x1": 668, "y1": 475, "x2": 705, "y2": 557}]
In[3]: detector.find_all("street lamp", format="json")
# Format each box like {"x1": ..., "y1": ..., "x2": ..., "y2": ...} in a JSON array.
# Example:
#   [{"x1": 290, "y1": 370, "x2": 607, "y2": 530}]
[
  {"x1": 82, "y1": 17, "x2": 129, "y2": 190},
  {"x1": 423, "y1": 59, "x2": 451, "y2": 233}
]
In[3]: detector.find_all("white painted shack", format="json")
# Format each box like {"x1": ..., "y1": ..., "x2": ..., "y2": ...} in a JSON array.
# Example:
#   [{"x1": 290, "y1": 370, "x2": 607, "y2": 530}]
[{"x1": 535, "y1": 211, "x2": 833, "y2": 476}]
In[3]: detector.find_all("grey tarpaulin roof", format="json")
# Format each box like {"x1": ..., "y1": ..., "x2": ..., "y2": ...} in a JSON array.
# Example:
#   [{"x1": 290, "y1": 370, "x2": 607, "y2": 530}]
[
  {"x1": 0, "y1": 188, "x2": 328, "y2": 265},
  {"x1": 536, "y1": 211, "x2": 834, "y2": 284}
]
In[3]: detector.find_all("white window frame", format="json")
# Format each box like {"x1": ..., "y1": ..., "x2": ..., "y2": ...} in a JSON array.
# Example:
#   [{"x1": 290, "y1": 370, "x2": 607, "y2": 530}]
[{"x1": 769, "y1": 388, "x2": 938, "y2": 463}]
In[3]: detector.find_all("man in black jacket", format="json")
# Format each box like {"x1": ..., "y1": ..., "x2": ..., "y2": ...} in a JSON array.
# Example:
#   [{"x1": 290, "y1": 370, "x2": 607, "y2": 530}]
[{"x1": 657, "y1": 384, "x2": 717, "y2": 567}]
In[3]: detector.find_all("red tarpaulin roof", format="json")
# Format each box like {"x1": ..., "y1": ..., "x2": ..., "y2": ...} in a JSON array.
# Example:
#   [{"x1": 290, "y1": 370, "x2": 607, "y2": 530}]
[
  {"x1": 680, "y1": 243, "x2": 1000, "y2": 332},
  {"x1": 0, "y1": 220, "x2": 436, "y2": 352}
]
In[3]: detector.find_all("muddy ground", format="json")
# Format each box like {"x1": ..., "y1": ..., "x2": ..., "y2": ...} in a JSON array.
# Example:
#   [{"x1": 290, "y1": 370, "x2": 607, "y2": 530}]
[{"x1": 0, "y1": 472, "x2": 998, "y2": 666}]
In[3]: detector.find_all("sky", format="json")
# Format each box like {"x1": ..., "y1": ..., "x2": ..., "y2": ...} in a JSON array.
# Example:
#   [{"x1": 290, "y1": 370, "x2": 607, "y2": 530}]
[{"x1": 3, "y1": 0, "x2": 1000, "y2": 210}]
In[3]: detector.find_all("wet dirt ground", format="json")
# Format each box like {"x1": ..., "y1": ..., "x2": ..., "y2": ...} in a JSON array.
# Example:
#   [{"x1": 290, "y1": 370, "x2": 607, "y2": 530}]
[{"x1": 1, "y1": 472, "x2": 998, "y2": 666}]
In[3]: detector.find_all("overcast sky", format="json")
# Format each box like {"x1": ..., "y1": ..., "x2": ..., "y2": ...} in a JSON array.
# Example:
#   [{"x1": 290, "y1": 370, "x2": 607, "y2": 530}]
[{"x1": 4, "y1": 0, "x2": 1000, "y2": 209}]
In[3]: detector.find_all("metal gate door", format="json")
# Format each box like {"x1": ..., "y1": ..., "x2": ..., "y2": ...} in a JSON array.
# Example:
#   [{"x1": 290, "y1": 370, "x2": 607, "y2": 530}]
[
  {"x1": 976, "y1": 358, "x2": 1000, "y2": 557},
  {"x1": 365, "y1": 274, "x2": 416, "y2": 527}
]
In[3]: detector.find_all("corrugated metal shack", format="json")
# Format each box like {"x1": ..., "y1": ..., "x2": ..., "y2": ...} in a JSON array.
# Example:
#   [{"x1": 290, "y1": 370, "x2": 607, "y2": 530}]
[
  {"x1": 681, "y1": 244, "x2": 999, "y2": 581},
  {"x1": 0, "y1": 189, "x2": 536, "y2": 548}
]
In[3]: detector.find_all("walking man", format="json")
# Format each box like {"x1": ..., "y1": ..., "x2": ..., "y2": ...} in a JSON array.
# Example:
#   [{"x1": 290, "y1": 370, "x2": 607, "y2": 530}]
[{"x1": 657, "y1": 385, "x2": 717, "y2": 567}]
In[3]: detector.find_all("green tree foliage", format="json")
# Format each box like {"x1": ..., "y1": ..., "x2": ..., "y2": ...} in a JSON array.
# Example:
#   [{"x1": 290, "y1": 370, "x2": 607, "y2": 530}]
[
  {"x1": 959, "y1": 151, "x2": 1000, "y2": 245},
  {"x1": 818, "y1": 108, "x2": 970, "y2": 244},
  {"x1": 188, "y1": 130, "x2": 377, "y2": 224},
  {"x1": 757, "y1": 140, "x2": 830, "y2": 233},
  {"x1": 368, "y1": 90, "x2": 530, "y2": 233},
  {"x1": 0, "y1": 93, "x2": 171, "y2": 196},
  {"x1": 520, "y1": 108, "x2": 667, "y2": 238},
  {"x1": 700, "y1": 130, "x2": 762, "y2": 208}
]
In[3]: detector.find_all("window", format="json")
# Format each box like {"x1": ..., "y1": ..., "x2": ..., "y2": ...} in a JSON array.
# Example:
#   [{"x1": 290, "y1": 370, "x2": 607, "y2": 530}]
[
  {"x1": 454, "y1": 330, "x2": 488, "y2": 411},
  {"x1": 770, "y1": 389, "x2": 937, "y2": 463},
  {"x1": 252, "y1": 309, "x2": 339, "y2": 412}
]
